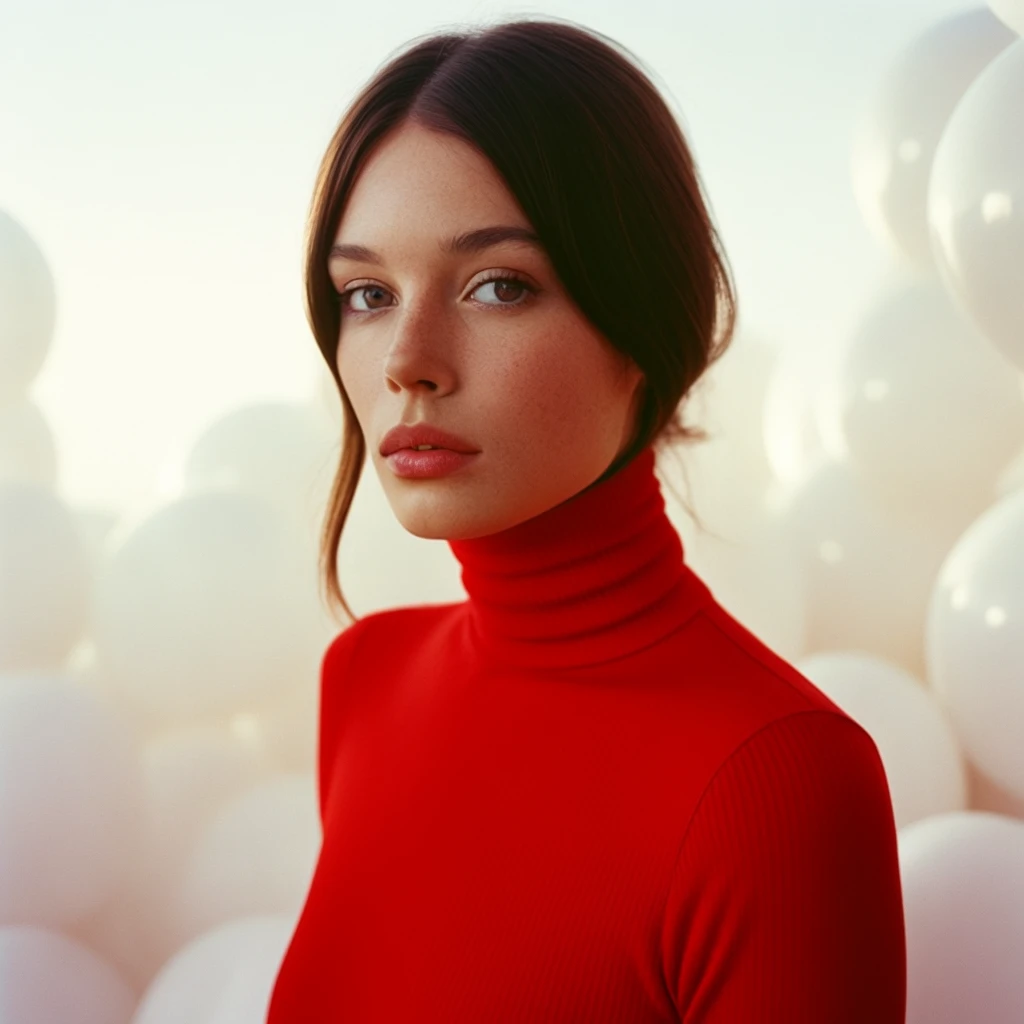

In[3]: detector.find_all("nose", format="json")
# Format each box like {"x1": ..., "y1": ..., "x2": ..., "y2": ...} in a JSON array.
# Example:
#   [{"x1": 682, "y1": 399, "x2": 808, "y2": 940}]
[{"x1": 382, "y1": 301, "x2": 457, "y2": 395}]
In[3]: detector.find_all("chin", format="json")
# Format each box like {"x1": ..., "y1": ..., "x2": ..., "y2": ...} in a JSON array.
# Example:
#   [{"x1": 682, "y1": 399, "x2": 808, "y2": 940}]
[
  {"x1": 398, "y1": 520, "x2": 451, "y2": 541},
  {"x1": 391, "y1": 505, "x2": 465, "y2": 541},
  {"x1": 394, "y1": 506, "x2": 503, "y2": 542}
]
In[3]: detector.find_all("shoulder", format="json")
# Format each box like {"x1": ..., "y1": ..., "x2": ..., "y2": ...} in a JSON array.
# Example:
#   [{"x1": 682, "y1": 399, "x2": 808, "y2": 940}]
[
  {"x1": 661, "y1": 709, "x2": 904, "y2": 1019},
  {"x1": 667, "y1": 708, "x2": 897, "y2": 920},
  {"x1": 702, "y1": 709, "x2": 891, "y2": 826},
  {"x1": 319, "y1": 613, "x2": 378, "y2": 680},
  {"x1": 320, "y1": 602, "x2": 463, "y2": 680},
  {"x1": 680, "y1": 598, "x2": 851, "y2": 719}
]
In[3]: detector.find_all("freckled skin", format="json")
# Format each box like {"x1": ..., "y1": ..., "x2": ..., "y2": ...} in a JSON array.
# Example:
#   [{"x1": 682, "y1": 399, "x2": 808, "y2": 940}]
[{"x1": 332, "y1": 121, "x2": 645, "y2": 541}]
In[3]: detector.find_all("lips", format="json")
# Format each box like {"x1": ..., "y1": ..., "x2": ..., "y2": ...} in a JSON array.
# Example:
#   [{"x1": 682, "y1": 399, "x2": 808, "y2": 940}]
[{"x1": 380, "y1": 422, "x2": 480, "y2": 456}]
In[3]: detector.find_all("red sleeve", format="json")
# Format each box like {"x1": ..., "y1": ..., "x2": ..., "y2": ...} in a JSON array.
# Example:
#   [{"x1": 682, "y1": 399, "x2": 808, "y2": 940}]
[
  {"x1": 661, "y1": 710, "x2": 907, "y2": 1022},
  {"x1": 317, "y1": 619, "x2": 368, "y2": 828}
]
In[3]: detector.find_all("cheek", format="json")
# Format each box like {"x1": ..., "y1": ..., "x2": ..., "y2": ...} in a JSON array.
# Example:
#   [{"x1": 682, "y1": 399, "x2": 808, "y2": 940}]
[{"x1": 493, "y1": 341, "x2": 624, "y2": 428}]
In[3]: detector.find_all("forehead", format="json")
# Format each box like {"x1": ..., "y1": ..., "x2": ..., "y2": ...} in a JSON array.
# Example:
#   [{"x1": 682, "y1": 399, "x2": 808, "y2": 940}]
[{"x1": 336, "y1": 124, "x2": 523, "y2": 240}]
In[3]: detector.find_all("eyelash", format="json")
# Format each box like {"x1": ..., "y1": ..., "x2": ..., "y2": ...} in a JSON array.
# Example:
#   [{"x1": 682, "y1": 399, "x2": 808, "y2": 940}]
[{"x1": 333, "y1": 269, "x2": 537, "y2": 318}]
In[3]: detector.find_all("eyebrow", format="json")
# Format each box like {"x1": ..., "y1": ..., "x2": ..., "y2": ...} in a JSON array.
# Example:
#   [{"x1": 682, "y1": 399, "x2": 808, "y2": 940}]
[{"x1": 327, "y1": 224, "x2": 544, "y2": 266}]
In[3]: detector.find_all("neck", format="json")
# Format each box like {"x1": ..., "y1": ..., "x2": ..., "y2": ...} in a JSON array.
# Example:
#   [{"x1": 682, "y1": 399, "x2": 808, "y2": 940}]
[{"x1": 447, "y1": 446, "x2": 713, "y2": 670}]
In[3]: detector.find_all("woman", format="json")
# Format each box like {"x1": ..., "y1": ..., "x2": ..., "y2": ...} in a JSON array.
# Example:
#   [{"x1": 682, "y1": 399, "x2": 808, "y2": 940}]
[{"x1": 267, "y1": 14, "x2": 906, "y2": 1022}]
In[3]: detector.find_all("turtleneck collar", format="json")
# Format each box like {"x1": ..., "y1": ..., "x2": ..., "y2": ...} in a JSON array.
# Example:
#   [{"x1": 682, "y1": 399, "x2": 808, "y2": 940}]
[{"x1": 447, "y1": 445, "x2": 714, "y2": 671}]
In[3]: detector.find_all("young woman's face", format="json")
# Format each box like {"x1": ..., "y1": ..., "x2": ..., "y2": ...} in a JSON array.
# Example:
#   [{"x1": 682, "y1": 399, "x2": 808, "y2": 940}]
[{"x1": 330, "y1": 121, "x2": 644, "y2": 540}]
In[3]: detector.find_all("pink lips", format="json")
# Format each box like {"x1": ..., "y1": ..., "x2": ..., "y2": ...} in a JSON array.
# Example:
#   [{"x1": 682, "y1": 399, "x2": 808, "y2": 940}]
[
  {"x1": 379, "y1": 422, "x2": 479, "y2": 457},
  {"x1": 385, "y1": 448, "x2": 479, "y2": 479}
]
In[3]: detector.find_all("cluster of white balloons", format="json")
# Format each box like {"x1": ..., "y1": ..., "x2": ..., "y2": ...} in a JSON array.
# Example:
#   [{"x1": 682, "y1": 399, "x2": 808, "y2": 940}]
[
  {"x1": 0, "y1": 203, "x2": 349, "y2": 1020},
  {"x1": 0, "y1": 4, "x2": 1022, "y2": 1022},
  {"x1": 672, "y1": 8, "x2": 1024, "y2": 1022}
]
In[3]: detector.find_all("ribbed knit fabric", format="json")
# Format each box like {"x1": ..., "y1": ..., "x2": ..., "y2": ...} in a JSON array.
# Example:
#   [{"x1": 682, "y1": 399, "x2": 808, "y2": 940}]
[{"x1": 266, "y1": 444, "x2": 907, "y2": 1022}]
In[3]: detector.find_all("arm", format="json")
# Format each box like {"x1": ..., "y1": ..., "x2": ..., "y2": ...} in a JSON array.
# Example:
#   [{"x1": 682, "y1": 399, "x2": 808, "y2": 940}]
[{"x1": 660, "y1": 710, "x2": 907, "y2": 1022}]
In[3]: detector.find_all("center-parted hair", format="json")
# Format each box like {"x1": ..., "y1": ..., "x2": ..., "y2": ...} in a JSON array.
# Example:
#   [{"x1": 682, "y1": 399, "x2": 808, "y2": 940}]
[{"x1": 305, "y1": 14, "x2": 738, "y2": 624}]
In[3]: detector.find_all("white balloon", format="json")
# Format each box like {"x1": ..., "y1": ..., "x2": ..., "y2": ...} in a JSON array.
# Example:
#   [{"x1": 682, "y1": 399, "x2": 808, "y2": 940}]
[
  {"x1": 0, "y1": 210, "x2": 56, "y2": 408},
  {"x1": 176, "y1": 400, "x2": 339, "y2": 551},
  {"x1": 240, "y1": 674, "x2": 319, "y2": 776},
  {"x1": 144, "y1": 723, "x2": 272, "y2": 850},
  {"x1": 851, "y1": 9, "x2": 1016, "y2": 270},
  {"x1": 683, "y1": 330, "x2": 778, "y2": 500},
  {"x1": 810, "y1": 325, "x2": 860, "y2": 466},
  {"x1": 761, "y1": 341, "x2": 828, "y2": 485},
  {"x1": 0, "y1": 481, "x2": 93, "y2": 672},
  {"x1": 168, "y1": 774, "x2": 320, "y2": 951},
  {"x1": 929, "y1": 39, "x2": 1024, "y2": 371},
  {"x1": 0, "y1": 397, "x2": 57, "y2": 487},
  {"x1": 989, "y1": 0, "x2": 1024, "y2": 36},
  {"x1": 795, "y1": 651, "x2": 967, "y2": 828},
  {"x1": 131, "y1": 915, "x2": 296, "y2": 1024},
  {"x1": 0, "y1": 675, "x2": 145, "y2": 928},
  {"x1": 898, "y1": 810, "x2": 1024, "y2": 1024},
  {"x1": 836, "y1": 276, "x2": 1024, "y2": 523},
  {"x1": 996, "y1": 441, "x2": 1024, "y2": 498},
  {"x1": 0, "y1": 926, "x2": 136, "y2": 1024},
  {"x1": 70, "y1": 721, "x2": 273, "y2": 992},
  {"x1": 926, "y1": 486, "x2": 1024, "y2": 802},
  {"x1": 72, "y1": 506, "x2": 121, "y2": 577},
  {"x1": 673, "y1": 500, "x2": 806, "y2": 663},
  {"x1": 92, "y1": 490, "x2": 322, "y2": 726},
  {"x1": 775, "y1": 456, "x2": 962, "y2": 679},
  {"x1": 71, "y1": 640, "x2": 158, "y2": 745}
]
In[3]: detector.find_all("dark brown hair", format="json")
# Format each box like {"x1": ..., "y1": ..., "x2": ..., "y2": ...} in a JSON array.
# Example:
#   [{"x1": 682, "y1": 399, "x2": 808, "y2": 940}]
[{"x1": 305, "y1": 14, "x2": 738, "y2": 625}]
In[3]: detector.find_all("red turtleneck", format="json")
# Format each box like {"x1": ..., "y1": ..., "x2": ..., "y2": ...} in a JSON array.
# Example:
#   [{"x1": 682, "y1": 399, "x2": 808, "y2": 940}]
[{"x1": 266, "y1": 445, "x2": 906, "y2": 1022}]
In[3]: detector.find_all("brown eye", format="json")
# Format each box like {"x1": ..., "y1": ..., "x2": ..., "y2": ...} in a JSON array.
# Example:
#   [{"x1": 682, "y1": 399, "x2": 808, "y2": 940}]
[
  {"x1": 470, "y1": 272, "x2": 537, "y2": 308},
  {"x1": 338, "y1": 284, "x2": 392, "y2": 315}
]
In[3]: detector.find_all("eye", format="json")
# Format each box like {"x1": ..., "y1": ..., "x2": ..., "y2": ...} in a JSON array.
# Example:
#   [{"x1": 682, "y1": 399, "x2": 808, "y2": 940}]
[
  {"x1": 334, "y1": 270, "x2": 538, "y2": 317},
  {"x1": 336, "y1": 283, "x2": 392, "y2": 315},
  {"x1": 469, "y1": 270, "x2": 537, "y2": 308}
]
